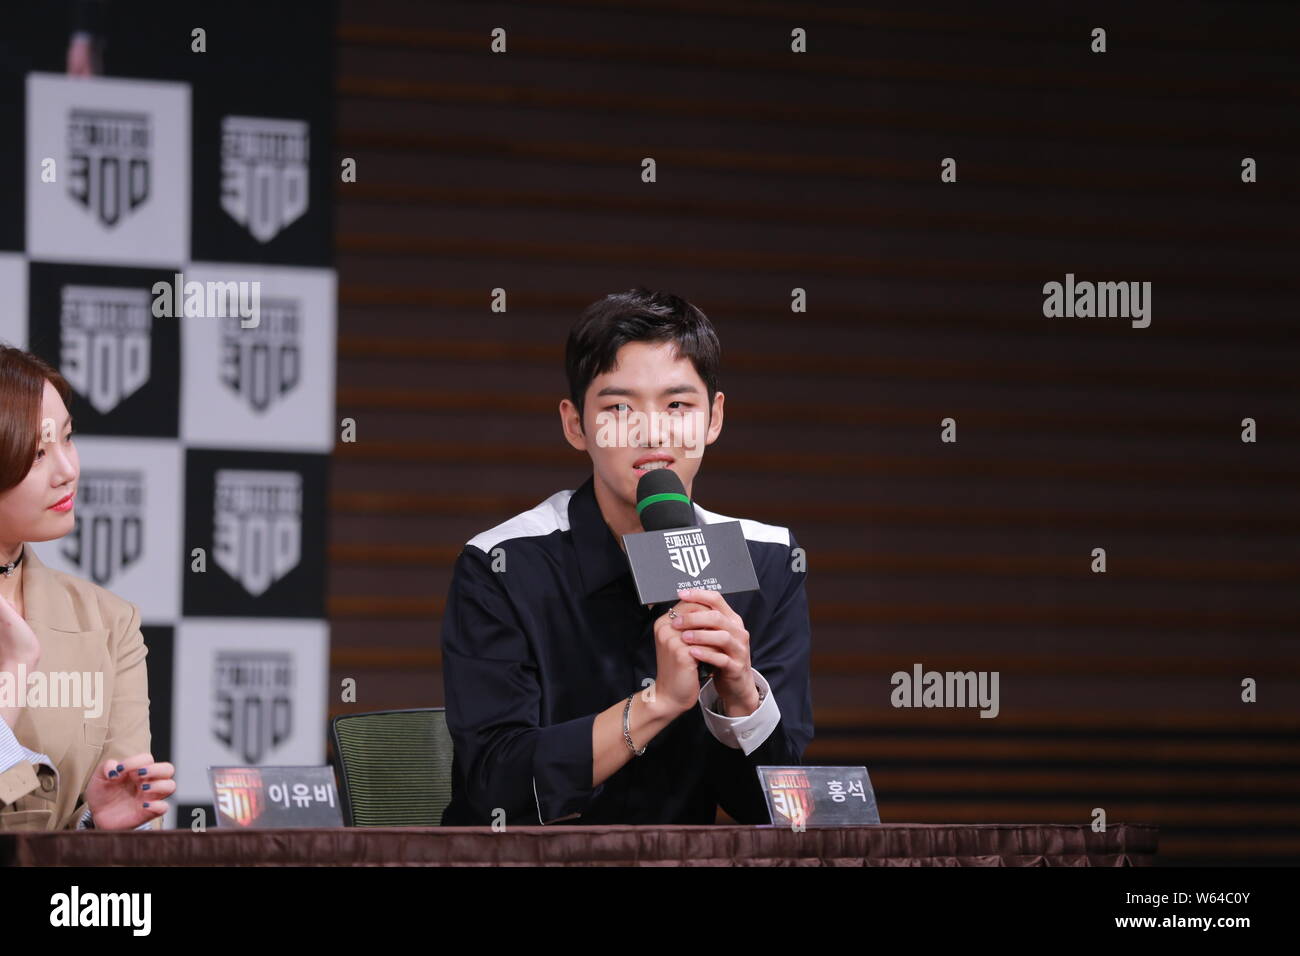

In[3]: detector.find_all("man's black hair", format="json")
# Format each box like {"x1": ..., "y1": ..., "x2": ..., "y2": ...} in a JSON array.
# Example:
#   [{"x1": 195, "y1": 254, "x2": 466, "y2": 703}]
[{"x1": 565, "y1": 287, "x2": 721, "y2": 429}]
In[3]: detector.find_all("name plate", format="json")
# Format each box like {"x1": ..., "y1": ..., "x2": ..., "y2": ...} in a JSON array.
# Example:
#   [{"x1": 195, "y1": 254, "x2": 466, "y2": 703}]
[
  {"x1": 209, "y1": 765, "x2": 343, "y2": 828},
  {"x1": 756, "y1": 766, "x2": 880, "y2": 827}
]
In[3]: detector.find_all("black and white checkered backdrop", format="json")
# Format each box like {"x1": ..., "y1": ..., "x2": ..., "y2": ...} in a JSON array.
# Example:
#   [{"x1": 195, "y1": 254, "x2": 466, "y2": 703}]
[{"x1": 0, "y1": 6, "x2": 336, "y2": 827}]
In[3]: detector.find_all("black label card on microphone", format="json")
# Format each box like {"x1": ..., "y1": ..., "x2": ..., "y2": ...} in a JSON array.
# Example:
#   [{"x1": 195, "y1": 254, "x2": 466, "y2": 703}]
[{"x1": 622, "y1": 520, "x2": 760, "y2": 606}]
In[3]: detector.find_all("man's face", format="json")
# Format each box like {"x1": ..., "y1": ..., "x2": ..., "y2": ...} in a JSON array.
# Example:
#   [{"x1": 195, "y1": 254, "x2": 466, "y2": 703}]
[
  {"x1": 0, "y1": 380, "x2": 79, "y2": 546},
  {"x1": 561, "y1": 340, "x2": 723, "y2": 515}
]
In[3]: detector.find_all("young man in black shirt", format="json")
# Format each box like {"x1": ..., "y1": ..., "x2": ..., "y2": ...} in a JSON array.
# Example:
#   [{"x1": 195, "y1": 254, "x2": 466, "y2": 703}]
[{"x1": 440, "y1": 287, "x2": 813, "y2": 825}]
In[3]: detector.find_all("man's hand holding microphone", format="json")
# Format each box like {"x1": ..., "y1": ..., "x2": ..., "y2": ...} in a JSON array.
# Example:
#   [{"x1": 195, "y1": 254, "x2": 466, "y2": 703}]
[{"x1": 650, "y1": 586, "x2": 759, "y2": 719}]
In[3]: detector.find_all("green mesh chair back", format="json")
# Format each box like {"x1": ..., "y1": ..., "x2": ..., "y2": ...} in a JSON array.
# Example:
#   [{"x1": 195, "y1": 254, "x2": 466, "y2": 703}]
[{"x1": 330, "y1": 707, "x2": 454, "y2": 826}]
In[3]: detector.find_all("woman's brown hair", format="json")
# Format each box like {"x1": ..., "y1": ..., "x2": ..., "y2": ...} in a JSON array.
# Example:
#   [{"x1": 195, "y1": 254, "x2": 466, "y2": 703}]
[{"x1": 0, "y1": 344, "x2": 74, "y2": 496}]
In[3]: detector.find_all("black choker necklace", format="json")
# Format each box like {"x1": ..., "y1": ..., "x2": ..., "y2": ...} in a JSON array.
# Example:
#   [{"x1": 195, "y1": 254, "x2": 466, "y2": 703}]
[{"x1": 1, "y1": 545, "x2": 23, "y2": 577}]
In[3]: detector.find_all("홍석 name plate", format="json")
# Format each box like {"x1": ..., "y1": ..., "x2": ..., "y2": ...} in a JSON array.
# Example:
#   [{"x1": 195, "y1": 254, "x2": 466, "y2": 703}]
[{"x1": 756, "y1": 765, "x2": 880, "y2": 827}]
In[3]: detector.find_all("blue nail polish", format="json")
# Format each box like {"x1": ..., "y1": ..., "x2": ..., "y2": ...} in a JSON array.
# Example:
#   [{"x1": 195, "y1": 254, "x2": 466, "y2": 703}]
[
  {"x1": 143, "y1": 802, "x2": 150, "y2": 807},
  {"x1": 115, "y1": 764, "x2": 124, "y2": 772},
  {"x1": 107, "y1": 770, "x2": 118, "y2": 778},
  {"x1": 138, "y1": 768, "x2": 147, "y2": 775},
  {"x1": 141, "y1": 783, "x2": 150, "y2": 790}
]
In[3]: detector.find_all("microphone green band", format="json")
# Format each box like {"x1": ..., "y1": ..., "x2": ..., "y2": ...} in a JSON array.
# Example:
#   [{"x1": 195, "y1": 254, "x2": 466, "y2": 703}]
[{"x1": 636, "y1": 492, "x2": 691, "y2": 516}]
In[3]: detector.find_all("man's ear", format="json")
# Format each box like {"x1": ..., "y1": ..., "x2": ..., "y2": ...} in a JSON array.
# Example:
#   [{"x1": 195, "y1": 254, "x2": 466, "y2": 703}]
[
  {"x1": 560, "y1": 398, "x2": 587, "y2": 451},
  {"x1": 705, "y1": 391, "x2": 724, "y2": 445}
]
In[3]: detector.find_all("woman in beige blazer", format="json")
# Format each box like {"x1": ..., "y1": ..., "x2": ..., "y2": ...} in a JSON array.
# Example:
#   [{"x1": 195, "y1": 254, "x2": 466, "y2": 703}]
[{"x1": 0, "y1": 346, "x2": 175, "y2": 831}]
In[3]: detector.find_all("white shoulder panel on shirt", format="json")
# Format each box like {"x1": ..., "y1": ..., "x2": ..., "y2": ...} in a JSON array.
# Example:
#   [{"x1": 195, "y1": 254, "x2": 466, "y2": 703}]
[
  {"x1": 466, "y1": 488, "x2": 575, "y2": 553},
  {"x1": 464, "y1": 488, "x2": 790, "y2": 553},
  {"x1": 692, "y1": 501, "x2": 791, "y2": 548}
]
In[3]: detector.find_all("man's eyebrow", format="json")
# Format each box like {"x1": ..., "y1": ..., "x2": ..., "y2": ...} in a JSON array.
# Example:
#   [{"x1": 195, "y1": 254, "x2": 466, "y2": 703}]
[{"x1": 594, "y1": 383, "x2": 701, "y2": 399}]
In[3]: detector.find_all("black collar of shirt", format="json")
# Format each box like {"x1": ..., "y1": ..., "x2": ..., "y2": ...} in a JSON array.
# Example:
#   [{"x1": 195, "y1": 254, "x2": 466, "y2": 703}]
[{"x1": 569, "y1": 473, "x2": 706, "y2": 598}]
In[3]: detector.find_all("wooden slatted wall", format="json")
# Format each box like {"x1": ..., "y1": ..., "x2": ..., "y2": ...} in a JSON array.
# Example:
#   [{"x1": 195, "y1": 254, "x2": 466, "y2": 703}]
[{"x1": 328, "y1": 0, "x2": 1300, "y2": 864}]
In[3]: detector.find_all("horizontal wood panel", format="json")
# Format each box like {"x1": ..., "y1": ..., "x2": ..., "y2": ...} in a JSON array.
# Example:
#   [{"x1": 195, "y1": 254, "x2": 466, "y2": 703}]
[
  {"x1": 337, "y1": 385, "x2": 1300, "y2": 440},
  {"x1": 332, "y1": 441, "x2": 1300, "y2": 485},
  {"x1": 337, "y1": 286, "x2": 1300, "y2": 342},
  {"x1": 331, "y1": 0, "x2": 1300, "y2": 863},
  {"x1": 335, "y1": 337, "x2": 1300, "y2": 394},
  {"x1": 333, "y1": 183, "x2": 1300, "y2": 246},
  {"x1": 335, "y1": 231, "x2": 1299, "y2": 289},
  {"x1": 329, "y1": 542, "x2": 1300, "y2": 583},
  {"x1": 330, "y1": 491, "x2": 1300, "y2": 534},
  {"x1": 329, "y1": 645, "x2": 1300, "y2": 676}
]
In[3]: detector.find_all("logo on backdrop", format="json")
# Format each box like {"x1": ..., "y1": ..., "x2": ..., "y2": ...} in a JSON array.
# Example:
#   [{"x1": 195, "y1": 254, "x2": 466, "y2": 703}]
[
  {"x1": 59, "y1": 470, "x2": 145, "y2": 586},
  {"x1": 60, "y1": 284, "x2": 152, "y2": 414},
  {"x1": 665, "y1": 529, "x2": 711, "y2": 577},
  {"x1": 213, "y1": 652, "x2": 293, "y2": 763},
  {"x1": 67, "y1": 109, "x2": 151, "y2": 228},
  {"x1": 220, "y1": 116, "x2": 310, "y2": 243},
  {"x1": 213, "y1": 470, "x2": 303, "y2": 597},
  {"x1": 219, "y1": 300, "x2": 302, "y2": 412}
]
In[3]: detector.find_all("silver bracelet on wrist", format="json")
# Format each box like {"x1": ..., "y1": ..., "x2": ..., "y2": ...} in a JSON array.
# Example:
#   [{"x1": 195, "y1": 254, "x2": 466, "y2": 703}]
[{"x1": 622, "y1": 693, "x2": 647, "y2": 757}]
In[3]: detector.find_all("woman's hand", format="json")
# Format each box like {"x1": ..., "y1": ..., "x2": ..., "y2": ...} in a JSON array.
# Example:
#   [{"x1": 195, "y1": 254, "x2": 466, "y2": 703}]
[
  {"x1": 84, "y1": 753, "x2": 174, "y2": 830},
  {"x1": 0, "y1": 589, "x2": 42, "y2": 670},
  {"x1": 0, "y1": 590, "x2": 42, "y2": 730}
]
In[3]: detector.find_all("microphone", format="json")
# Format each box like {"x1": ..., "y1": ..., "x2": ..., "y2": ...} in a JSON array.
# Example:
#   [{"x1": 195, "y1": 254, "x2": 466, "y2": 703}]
[{"x1": 634, "y1": 467, "x2": 715, "y2": 682}]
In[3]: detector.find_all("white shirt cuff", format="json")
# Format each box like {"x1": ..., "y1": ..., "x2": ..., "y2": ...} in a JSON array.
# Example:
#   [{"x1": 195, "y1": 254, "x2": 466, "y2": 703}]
[
  {"x1": 698, "y1": 667, "x2": 781, "y2": 755},
  {"x1": 77, "y1": 808, "x2": 159, "y2": 831},
  {"x1": 0, "y1": 715, "x2": 57, "y2": 780},
  {"x1": 3, "y1": 718, "x2": 155, "y2": 830}
]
